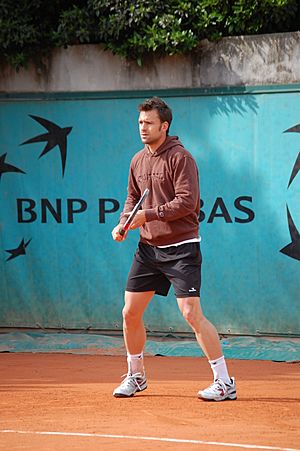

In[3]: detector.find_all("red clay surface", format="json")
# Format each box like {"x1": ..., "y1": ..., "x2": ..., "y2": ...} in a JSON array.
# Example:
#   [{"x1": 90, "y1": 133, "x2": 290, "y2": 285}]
[{"x1": 0, "y1": 354, "x2": 299, "y2": 451}]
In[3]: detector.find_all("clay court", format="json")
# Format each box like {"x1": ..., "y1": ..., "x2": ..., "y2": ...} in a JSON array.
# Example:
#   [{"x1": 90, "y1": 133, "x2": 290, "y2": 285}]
[{"x1": 0, "y1": 353, "x2": 299, "y2": 451}]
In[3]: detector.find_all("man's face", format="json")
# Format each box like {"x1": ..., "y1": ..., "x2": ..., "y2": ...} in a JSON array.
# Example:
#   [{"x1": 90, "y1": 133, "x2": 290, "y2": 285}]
[{"x1": 138, "y1": 110, "x2": 168, "y2": 145}]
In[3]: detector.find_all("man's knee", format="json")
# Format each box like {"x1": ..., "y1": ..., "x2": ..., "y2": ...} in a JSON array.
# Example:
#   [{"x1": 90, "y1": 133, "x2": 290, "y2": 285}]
[
  {"x1": 178, "y1": 297, "x2": 203, "y2": 329},
  {"x1": 122, "y1": 291, "x2": 152, "y2": 325},
  {"x1": 182, "y1": 308, "x2": 198, "y2": 328},
  {"x1": 122, "y1": 304, "x2": 140, "y2": 325}
]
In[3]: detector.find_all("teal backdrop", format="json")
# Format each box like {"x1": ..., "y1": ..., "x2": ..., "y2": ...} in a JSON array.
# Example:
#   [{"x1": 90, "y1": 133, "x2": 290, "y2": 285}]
[{"x1": 0, "y1": 87, "x2": 299, "y2": 336}]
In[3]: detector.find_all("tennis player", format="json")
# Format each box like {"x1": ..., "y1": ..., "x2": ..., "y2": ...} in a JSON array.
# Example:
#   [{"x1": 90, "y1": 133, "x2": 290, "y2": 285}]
[{"x1": 111, "y1": 97, "x2": 236, "y2": 401}]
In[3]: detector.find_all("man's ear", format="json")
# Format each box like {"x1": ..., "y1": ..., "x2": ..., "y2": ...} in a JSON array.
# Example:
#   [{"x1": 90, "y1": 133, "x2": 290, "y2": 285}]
[{"x1": 162, "y1": 121, "x2": 169, "y2": 133}]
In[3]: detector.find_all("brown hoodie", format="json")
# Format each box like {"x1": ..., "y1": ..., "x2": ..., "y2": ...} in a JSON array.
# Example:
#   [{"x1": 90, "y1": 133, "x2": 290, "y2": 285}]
[{"x1": 120, "y1": 136, "x2": 200, "y2": 246}]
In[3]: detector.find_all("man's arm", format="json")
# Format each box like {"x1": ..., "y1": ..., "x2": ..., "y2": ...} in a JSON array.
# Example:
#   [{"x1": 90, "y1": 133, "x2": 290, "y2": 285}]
[{"x1": 144, "y1": 155, "x2": 199, "y2": 223}]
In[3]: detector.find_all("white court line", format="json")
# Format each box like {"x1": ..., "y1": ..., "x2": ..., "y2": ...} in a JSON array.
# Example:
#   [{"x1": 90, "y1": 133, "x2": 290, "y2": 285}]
[{"x1": 0, "y1": 429, "x2": 299, "y2": 451}]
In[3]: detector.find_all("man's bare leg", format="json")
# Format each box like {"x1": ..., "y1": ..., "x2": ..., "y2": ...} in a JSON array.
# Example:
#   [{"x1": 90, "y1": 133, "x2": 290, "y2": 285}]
[
  {"x1": 113, "y1": 291, "x2": 154, "y2": 397},
  {"x1": 123, "y1": 290, "x2": 155, "y2": 356},
  {"x1": 177, "y1": 296, "x2": 223, "y2": 360}
]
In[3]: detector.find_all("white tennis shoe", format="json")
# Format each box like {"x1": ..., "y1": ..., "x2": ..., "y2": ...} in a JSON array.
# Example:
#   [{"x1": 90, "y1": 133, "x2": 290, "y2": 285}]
[
  {"x1": 198, "y1": 377, "x2": 237, "y2": 401},
  {"x1": 113, "y1": 372, "x2": 147, "y2": 398}
]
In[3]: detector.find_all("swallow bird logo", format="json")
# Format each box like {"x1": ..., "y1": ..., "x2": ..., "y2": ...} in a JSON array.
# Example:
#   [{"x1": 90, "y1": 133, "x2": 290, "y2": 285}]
[
  {"x1": 280, "y1": 207, "x2": 300, "y2": 261},
  {"x1": 21, "y1": 115, "x2": 72, "y2": 177},
  {"x1": 0, "y1": 153, "x2": 25, "y2": 180},
  {"x1": 281, "y1": 123, "x2": 300, "y2": 261},
  {"x1": 5, "y1": 238, "x2": 32, "y2": 262},
  {"x1": 283, "y1": 123, "x2": 300, "y2": 188}
]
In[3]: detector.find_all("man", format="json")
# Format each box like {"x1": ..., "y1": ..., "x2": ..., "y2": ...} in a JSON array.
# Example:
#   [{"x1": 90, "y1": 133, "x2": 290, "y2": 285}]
[{"x1": 111, "y1": 97, "x2": 236, "y2": 401}]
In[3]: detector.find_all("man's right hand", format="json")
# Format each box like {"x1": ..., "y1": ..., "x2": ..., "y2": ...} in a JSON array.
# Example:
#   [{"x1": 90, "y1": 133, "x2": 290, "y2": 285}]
[{"x1": 111, "y1": 225, "x2": 128, "y2": 242}]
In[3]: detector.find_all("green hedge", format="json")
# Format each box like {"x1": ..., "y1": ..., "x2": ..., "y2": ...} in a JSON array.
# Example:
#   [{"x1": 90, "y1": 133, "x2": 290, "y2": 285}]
[{"x1": 0, "y1": 0, "x2": 299, "y2": 69}]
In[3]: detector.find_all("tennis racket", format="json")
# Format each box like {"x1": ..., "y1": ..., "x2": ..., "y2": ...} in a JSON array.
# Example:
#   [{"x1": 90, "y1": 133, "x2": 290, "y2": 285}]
[{"x1": 119, "y1": 188, "x2": 149, "y2": 236}]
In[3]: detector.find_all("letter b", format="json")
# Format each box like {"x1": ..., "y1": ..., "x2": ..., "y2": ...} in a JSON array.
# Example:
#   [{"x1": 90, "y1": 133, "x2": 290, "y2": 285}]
[{"x1": 17, "y1": 199, "x2": 37, "y2": 223}]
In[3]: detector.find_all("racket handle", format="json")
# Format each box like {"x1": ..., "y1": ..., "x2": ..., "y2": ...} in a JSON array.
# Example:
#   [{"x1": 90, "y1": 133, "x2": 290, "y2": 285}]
[{"x1": 118, "y1": 225, "x2": 128, "y2": 236}]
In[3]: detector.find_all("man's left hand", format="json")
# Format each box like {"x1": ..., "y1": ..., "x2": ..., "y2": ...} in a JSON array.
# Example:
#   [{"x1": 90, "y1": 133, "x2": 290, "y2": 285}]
[{"x1": 129, "y1": 210, "x2": 147, "y2": 229}]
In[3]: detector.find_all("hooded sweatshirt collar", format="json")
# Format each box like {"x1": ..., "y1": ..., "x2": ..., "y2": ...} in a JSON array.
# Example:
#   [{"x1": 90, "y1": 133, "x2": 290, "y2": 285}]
[{"x1": 145, "y1": 135, "x2": 184, "y2": 157}]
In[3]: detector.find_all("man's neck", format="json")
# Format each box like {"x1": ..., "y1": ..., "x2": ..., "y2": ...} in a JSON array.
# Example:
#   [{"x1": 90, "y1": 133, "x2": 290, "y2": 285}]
[{"x1": 146, "y1": 136, "x2": 167, "y2": 154}]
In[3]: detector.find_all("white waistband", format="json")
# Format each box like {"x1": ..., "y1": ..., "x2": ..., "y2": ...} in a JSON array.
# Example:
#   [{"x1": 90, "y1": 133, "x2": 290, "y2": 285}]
[{"x1": 156, "y1": 237, "x2": 201, "y2": 248}]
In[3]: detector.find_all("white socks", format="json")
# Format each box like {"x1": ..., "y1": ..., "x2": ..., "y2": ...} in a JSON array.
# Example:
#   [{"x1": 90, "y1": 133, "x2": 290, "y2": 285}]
[
  {"x1": 127, "y1": 352, "x2": 144, "y2": 375},
  {"x1": 209, "y1": 355, "x2": 231, "y2": 384},
  {"x1": 127, "y1": 353, "x2": 230, "y2": 382}
]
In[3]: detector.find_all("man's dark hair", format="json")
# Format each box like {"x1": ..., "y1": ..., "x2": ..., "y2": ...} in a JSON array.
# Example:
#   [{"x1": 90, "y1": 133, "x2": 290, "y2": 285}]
[{"x1": 138, "y1": 97, "x2": 172, "y2": 134}]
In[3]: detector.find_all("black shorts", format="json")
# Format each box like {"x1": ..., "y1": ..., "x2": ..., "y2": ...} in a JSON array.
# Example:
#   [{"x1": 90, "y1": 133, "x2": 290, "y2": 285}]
[{"x1": 126, "y1": 242, "x2": 202, "y2": 298}]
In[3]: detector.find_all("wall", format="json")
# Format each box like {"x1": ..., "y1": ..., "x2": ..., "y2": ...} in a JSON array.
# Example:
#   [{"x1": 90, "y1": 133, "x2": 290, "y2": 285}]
[
  {"x1": 0, "y1": 33, "x2": 299, "y2": 336},
  {"x1": 1, "y1": 32, "x2": 300, "y2": 92}
]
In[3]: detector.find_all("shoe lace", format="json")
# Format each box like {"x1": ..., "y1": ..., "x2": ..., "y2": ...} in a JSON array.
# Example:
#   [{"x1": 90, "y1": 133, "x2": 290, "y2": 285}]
[
  {"x1": 120, "y1": 372, "x2": 144, "y2": 391},
  {"x1": 209, "y1": 379, "x2": 227, "y2": 393}
]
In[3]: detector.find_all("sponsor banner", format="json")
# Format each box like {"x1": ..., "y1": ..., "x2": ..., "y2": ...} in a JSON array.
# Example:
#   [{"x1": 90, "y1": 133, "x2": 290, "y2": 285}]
[{"x1": 0, "y1": 93, "x2": 299, "y2": 334}]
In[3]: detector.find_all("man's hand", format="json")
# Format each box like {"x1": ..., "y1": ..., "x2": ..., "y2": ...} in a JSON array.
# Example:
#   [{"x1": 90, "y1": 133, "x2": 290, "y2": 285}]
[
  {"x1": 111, "y1": 225, "x2": 128, "y2": 242},
  {"x1": 129, "y1": 210, "x2": 147, "y2": 229},
  {"x1": 112, "y1": 210, "x2": 146, "y2": 241}
]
